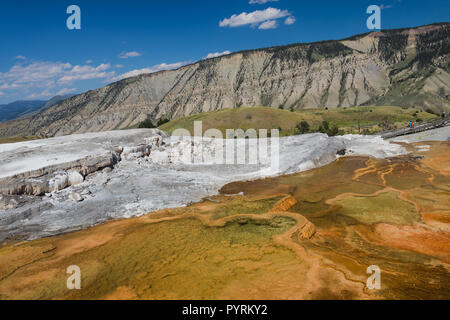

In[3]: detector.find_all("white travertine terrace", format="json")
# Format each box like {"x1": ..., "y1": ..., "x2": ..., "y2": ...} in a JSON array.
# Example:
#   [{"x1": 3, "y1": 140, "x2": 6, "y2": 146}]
[{"x1": 0, "y1": 128, "x2": 409, "y2": 241}]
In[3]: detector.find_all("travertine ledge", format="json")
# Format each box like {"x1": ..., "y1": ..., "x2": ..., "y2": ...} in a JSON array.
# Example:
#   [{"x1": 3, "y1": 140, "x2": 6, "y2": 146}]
[{"x1": 0, "y1": 129, "x2": 166, "y2": 196}]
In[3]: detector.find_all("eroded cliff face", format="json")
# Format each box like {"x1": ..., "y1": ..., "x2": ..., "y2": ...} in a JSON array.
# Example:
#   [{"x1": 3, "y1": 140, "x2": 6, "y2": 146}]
[{"x1": 1, "y1": 23, "x2": 448, "y2": 138}]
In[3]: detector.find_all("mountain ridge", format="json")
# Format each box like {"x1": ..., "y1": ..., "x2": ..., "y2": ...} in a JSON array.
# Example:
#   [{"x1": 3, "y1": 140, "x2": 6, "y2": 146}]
[
  {"x1": 0, "y1": 94, "x2": 75, "y2": 123},
  {"x1": 0, "y1": 100, "x2": 46, "y2": 122},
  {"x1": 0, "y1": 22, "x2": 448, "y2": 138}
]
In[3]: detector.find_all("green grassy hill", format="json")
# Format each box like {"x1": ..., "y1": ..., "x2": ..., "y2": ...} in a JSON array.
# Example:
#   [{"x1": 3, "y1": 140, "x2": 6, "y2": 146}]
[{"x1": 158, "y1": 106, "x2": 438, "y2": 137}]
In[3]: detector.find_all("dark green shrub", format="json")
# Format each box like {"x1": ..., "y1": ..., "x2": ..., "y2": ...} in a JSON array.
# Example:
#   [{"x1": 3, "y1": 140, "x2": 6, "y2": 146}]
[
  {"x1": 138, "y1": 119, "x2": 155, "y2": 128},
  {"x1": 426, "y1": 108, "x2": 436, "y2": 115},
  {"x1": 157, "y1": 118, "x2": 170, "y2": 126},
  {"x1": 296, "y1": 121, "x2": 310, "y2": 134}
]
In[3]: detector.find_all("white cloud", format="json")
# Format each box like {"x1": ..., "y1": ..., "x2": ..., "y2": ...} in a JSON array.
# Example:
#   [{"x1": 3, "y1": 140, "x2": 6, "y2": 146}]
[
  {"x1": 115, "y1": 64, "x2": 125, "y2": 68},
  {"x1": 0, "y1": 91, "x2": 3, "y2": 96},
  {"x1": 0, "y1": 83, "x2": 21, "y2": 90},
  {"x1": 249, "y1": 0, "x2": 279, "y2": 4},
  {"x1": 204, "y1": 51, "x2": 231, "y2": 59},
  {"x1": 285, "y1": 16, "x2": 296, "y2": 25},
  {"x1": 119, "y1": 51, "x2": 142, "y2": 59},
  {"x1": 0, "y1": 61, "x2": 73, "y2": 88},
  {"x1": 27, "y1": 87, "x2": 77, "y2": 99},
  {"x1": 55, "y1": 88, "x2": 77, "y2": 96},
  {"x1": 58, "y1": 63, "x2": 114, "y2": 83},
  {"x1": 219, "y1": 7, "x2": 290, "y2": 28},
  {"x1": 15, "y1": 55, "x2": 26, "y2": 60},
  {"x1": 0, "y1": 60, "x2": 115, "y2": 98},
  {"x1": 381, "y1": 0, "x2": 403, "y2": 10},
  {"x1": 111, "y1": 62, "x2": 188, "y2": 82},
  {"x1": 86, "y1": 60, "x2": 93, "y2": 64},
  {"x1": 258, "y1": 20, "x2": 278, "y2": 30},
  {"x1": 27, "y1": 88, "x2": 53, "y2": 99}
]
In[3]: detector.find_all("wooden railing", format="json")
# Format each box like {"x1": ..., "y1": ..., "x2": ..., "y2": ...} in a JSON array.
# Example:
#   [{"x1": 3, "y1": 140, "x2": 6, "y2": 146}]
[{"x1": 380, "y1": 118, "x2": 450, "y2": 139}]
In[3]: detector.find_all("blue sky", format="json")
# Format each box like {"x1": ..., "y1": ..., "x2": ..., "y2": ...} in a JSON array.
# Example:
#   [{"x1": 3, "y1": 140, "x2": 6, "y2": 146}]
[{"x1": 0, "y1": 0, "x2": 448, "y2": 104}]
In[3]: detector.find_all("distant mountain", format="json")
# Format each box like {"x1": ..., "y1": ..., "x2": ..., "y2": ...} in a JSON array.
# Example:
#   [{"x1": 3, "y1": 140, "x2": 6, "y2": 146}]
[
  {"x1": 25, "y1": 95, "x2": 76, "y2": 117},
  {"x1": 0, "y1": 23, "x2": 448, "y2": 138},
  {"x1": 0, "y1": 95, "x2": 74, "y2": 123},
  {"x1": 0, "y1": 100, "x2": 46, "y2": 122}
]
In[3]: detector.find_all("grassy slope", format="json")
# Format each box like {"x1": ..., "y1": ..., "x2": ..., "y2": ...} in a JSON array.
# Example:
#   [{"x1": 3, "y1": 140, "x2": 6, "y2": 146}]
[
  {"x1": 159, "y1": 106, "x2": 438, "y2": 136},
  {"x1": 0, "y1": 136, "x2": 37, "y2": 144}
]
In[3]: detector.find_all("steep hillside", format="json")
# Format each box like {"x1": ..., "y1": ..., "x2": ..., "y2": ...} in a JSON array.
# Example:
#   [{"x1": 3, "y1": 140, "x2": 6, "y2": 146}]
[{"x1": 0, "y1": 23, "x2": 448, "y2": 138}]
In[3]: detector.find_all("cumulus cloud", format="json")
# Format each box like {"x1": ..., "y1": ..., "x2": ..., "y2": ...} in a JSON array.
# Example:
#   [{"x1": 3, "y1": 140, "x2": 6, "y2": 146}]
[
  {"x1": 0, "y1": 83, "x2": 21, "y2": 90},
  {"x1": 258, "y1": 20, "x2": 278, "y2": 30},
  {"x1": 15, "y1": 55, "x2": 26, "y2": 60},
  {"x1": 111, "y1": 62, "x2": 188, "y2": 82},
  {"x1": 204, "y1": 51, "x2": 231, "y2": 59},
  {"x1": 249, "y1": 0, "x2": 279, "y2": 4},
  {"x1": 219, "y1": 7, "x2": 290, "y2": 28},
  {"x1": 58, "y1": 63, "x2": 113, "y2": 83},
  {"x1": 0, "y1": 91, "x2": 3, "y2": 96},
  {"x1": 285, "y1": 16, "x2": 296, "y2": 25},
  {"x1": 119, "y1": 51, "x2": 142, "y2": 59},
  {"x1": 0, "y1": 60, "x2": 115, "y2": 99},
  {"x1": 85, "y1": 60, "x2": 93, "y2": 64},
  {"x1": 0, "y1": 61, "x2": 72, "y2": 88}
]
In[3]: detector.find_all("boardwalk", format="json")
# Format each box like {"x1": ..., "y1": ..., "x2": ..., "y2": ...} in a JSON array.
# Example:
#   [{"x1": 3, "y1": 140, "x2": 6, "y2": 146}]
[{"x1": 380, "y1": 118, "x2": 450, "y2": 139}]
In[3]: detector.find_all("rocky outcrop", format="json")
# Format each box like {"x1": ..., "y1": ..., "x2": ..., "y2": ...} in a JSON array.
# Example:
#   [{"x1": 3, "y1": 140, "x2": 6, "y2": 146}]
[
  {"x1": 69, "y1": 192, "x2": 83, "y2": 202},
  {"x1": 0, "y1": 153, "x2": 120, "y2": 196},
  {"x1": 0, "y1": 23, "x2": 448, "y2": 139},
  {"x1": 0, "y1": 129, "x2": 166, "y2": 196},
  {"x1": 297, "y1": 221, "x2": 316, "y2": 240},
  {"x1": 270, "y1": 195, "x2": 298, "y2": 212}
]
